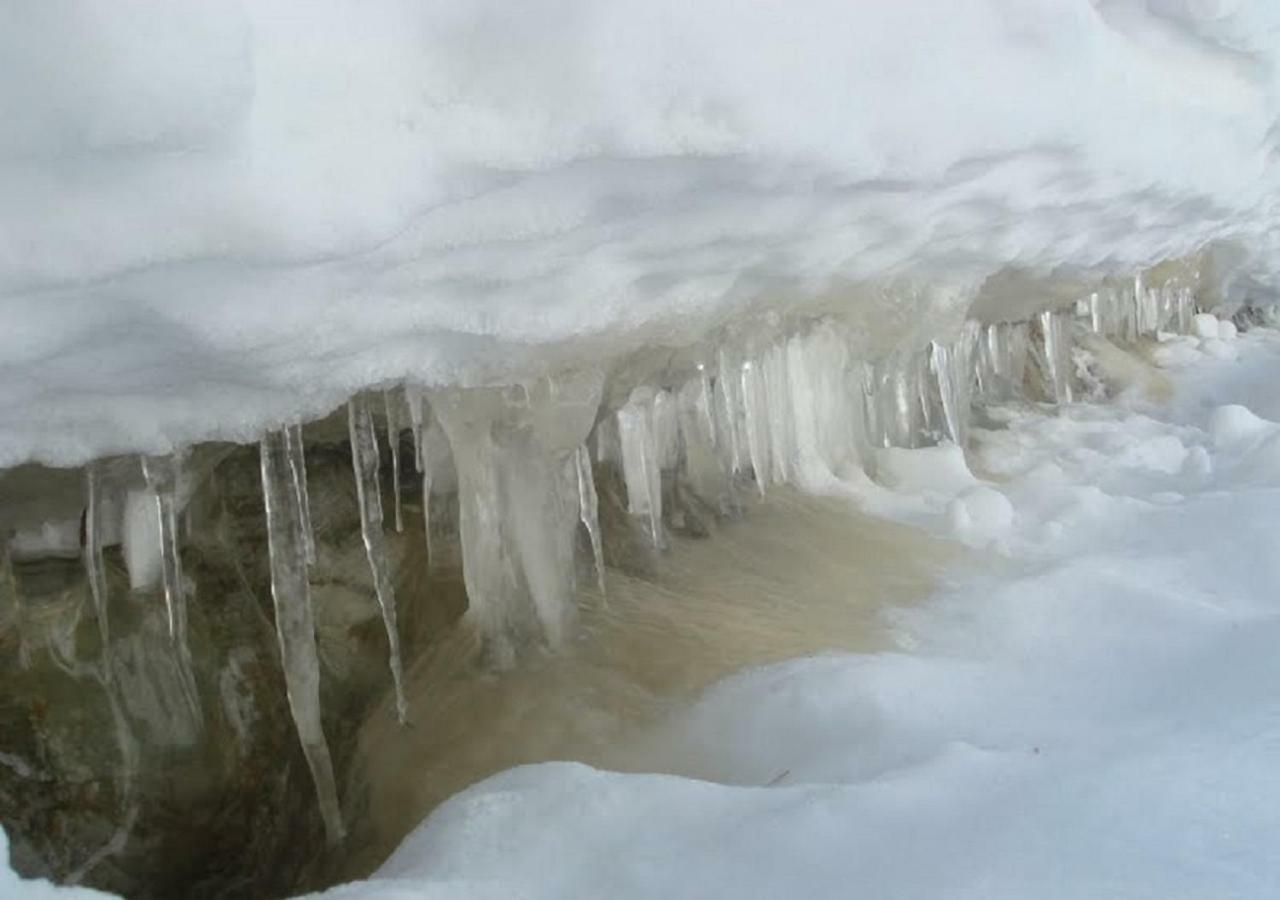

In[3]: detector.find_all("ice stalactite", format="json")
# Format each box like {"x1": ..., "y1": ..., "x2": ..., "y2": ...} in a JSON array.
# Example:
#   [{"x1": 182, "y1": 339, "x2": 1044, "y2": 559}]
[
  {"x1": 574, "y1": 444, "x2": 605, "y2": 595},
  {"x1": 783, "y1": 326, "x2": 865, "y2": 489},
  {"x1": 259, "y1": 428, "x2": 345, "y2": 845},
  {"x1": 617, "y1": 387, "x2": 666, "y2": 545},
  {"x1": 927, "y1": 322, "x2": 979, "y2": 446},
  {"x1": 740, "y1": 361, "x2": 771, "y2": 494},
  {"x1": 714, "y1": 348, "x2": 745, "y2": 476},
  {"x1": 84, "y1": 463, "x2": 110, "y2": 650},
  {"x1": 384, "y1": 391, "x2": 405, "y2": 534},
  {"x1": 677, "y1": 373, "x2": 733, "y2": 514},
  {"x1": 348, "y1": 396, "x2": 409, "y2": 725},
  {"x1": 284, "y1": 424, "x2": 316, "y2": 566},
  {"x1": 405, "y1": 386, "x2": 435, "y2": 563},
  {"x1": 140, "y1": 454, "x2": 188, "y2": 650},
  {"x1": 1033, "y1": 308, "x2": 1075, "y2": 404},
  {"x1": 975, "y1": 321, "x2": 1030, "y2": 403},
  {"x1": 697, "y1": 364, "x2": 716, "y2": 448},
  {"x1": 762, "y1": 345, "x2": 794, "y2": 485},
  {"x1": 433, "y1": 371, "x2": 603, "y2": 661}
]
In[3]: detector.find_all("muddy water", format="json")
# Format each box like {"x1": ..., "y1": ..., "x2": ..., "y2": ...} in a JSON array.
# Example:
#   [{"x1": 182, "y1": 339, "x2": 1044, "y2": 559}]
[{"x1": 341, "y1": 488, "x2": 959, "y2": 880}]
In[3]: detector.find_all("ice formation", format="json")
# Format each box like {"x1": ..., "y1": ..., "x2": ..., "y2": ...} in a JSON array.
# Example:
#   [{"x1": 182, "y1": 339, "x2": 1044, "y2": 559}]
[
  {"x1": 83, "y1": 464, "x2": 109, "y2": 649},
  {"x1": 348, "y1": 397, "x2": 409, "y2": 724},
  {"x1": 139, "y1": 455, "x2": 188, "y2": 653},
  {"x1": 260, "y1": 427, "x2": 345, "y2": 845},
  {"x1": 285, "y1": 423, "x2": 318, "y2": 566}
]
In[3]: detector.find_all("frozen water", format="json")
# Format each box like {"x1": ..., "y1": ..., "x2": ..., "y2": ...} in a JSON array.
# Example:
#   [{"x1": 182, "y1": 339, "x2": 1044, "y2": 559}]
[
  {"x1": 259, "y1": 427, "x2": 345, "y2": 845},
  {"x1": 284, "y1": 423, "x2": 317, "y2": 566},
  {"x1": 574, "y1": 445, "x2": 605, "y2": 596},
  {"x1": 140, "y1": 455, "x2": 188, "y2": 651},
  {"x1": 383, "y1": 392, "x2": 405, "y2": 534},
  {"x1": 348, "y1": 396, "x2": 409, "y2": 724},
  {"x1": 82, "y1": 464, "x2": 109, "y2": 649}
]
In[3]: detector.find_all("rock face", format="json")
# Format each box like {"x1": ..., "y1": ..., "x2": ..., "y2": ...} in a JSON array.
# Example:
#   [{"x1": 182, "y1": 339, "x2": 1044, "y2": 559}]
[{"x1": 0, "y1": 437, "x2": 459, "y2": 899}]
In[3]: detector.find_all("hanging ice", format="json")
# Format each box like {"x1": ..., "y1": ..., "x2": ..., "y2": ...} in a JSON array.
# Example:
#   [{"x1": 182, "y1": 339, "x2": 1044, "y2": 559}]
[
  {"x1": 384, "y1": 391, "x2": 405, "y2": 534},
  {"x1": 84, "y1": 463, "x2": 110, "y2": 650},
  {"x1": 714, "y1": 348, "x2": 745, "y2": 475},
  {"x1": 348, "y1": 396, "x2": 409, "y2": 725},
  {"x1": 284, "y1": 424, "x2": 316, "y2": 566},
  {"x1": 259, "y1": 428, "x2": 345, "y2": 845},
  {"x1": 740, "y1": 361, "x2": 771, "y2": 494},
  {"x1": 1034, "y1": 309, "x2": 1075, "y2": 404},
  {"x1": 617, "y1": 387, "x2": 664, "y2": 546},
  {"x1": 405, "y1": 386, "x2": 435, "y2": 564},
  {"x1": 433, "y1": 372, "x2": 602, "y2": 661},
  {"x1": 574, "y1": 444, "x2": 605, "y2": 595},
  {"x1": 141, "y1": 454, "x2": 188, "y2": 651}
]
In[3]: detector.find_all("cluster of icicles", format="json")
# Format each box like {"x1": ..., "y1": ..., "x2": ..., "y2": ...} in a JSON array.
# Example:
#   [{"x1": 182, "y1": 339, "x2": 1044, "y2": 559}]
[{"x1": 68, "y1": 275, "x2": 1195, "y2": 844}]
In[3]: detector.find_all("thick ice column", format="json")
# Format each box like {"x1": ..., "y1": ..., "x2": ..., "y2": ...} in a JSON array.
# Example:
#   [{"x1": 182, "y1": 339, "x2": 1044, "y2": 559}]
[
  {"x1": 140, "y1": 454, "x2": 188, "y2": 651},
  {"x1": 617, "y1": 387, "x2": 664, "y2": 545},
  {"x1": 84, "y1": 463, "x2": 110, "y2": 649},
  {"x1": 575, "y1": 445, "x2": 605, "y2": 595},
  {"x1": 348, "y1": 397, "x2": 408, "y2": 724},
  {"x1": 433, "y1": 372, "x2": 601, "y2": 658},
  {"x1": 785, "y1": 325, "x2": 859, "y2": 486},
  {"x1": 384, "y1": 391, "x2": 405, "y2": 534},
  {"x1": 259, "y1": 428, "x2": 345, "y2": 844},
  {"x1": 284, "y1": 424, "x2": 316, "y2": 566}
]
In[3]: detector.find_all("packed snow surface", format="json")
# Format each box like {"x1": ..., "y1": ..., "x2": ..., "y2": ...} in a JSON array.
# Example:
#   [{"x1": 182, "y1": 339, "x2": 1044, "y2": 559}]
[{"x1": 4, "y1": 1, "x2": 1280, "y2": 465}]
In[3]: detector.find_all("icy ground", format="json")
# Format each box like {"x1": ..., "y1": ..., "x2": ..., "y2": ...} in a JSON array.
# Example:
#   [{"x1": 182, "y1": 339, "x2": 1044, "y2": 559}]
[
  {"x1": 5, "y1": 2, "x2": 1280, "y2": 467},
  {"x1": 12, "y1": 335, "x2": 1278, "y2": 897}
]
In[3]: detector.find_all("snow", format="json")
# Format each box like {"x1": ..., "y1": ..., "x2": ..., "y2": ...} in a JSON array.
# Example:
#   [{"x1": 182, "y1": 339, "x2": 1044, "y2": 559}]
[{"x1": 5, "y1": 2, "x2": 1280, "y2": 466}]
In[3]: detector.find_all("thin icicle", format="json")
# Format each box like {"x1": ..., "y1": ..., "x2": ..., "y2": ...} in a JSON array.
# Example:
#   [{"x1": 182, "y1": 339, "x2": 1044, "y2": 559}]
[
  {"x1": 260, "y1": 428, "x2": 345, "y2": 844},
  {"x1": 715, "y1": 348, "x2": 744, "y2": 475},
  {"x1": 740, "y1": 360, "x2": 770, "y2": 495},
  {"x1": 384, "y1": 391, "x2": 405, "y2": 533},
  {"x1": 696, "y1": 363, "x2": 716, "y2": 448},
  {"x1": 405, "y1": 387, "x2": 435, "y2": 564},
  {"x1": 84, "y1": 463, "x2": 110, "y2": 649},
  {"x1": 574, "y1": 444, "x2": 605, "y2": 595},
  {"x1": 284, "y1": 424, "x2": 316, "y2": 566},
  {"x1": 141, "y1": 454, "x2": 187, "y2": 651},
  {"x1": 348, "y1": 397, "x2": 408, "y2": 724}
]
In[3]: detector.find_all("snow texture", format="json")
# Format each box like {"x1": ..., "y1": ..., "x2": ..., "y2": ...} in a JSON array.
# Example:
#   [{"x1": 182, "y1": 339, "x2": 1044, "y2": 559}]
[{"x1": 4, "y1": 1, "x2": 1280, "y2": 466}]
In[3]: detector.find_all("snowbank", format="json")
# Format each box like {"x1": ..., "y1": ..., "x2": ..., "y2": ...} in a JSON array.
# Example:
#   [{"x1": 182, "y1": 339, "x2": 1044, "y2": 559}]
[{"x1": 4, "y1": 2, "x2": 1280, "y2": 465}]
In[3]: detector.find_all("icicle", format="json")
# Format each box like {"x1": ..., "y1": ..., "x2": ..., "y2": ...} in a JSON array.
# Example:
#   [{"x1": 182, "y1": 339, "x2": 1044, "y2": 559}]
[
  {"x1": 740, "y1": 360, "x2": 770, "y2": 494},
  {"x1": 384, "y1": 391, "x2": 405, "y2": 533},
  {"x1": 259, "y1": 428, "x2": 345, "y2": 844},
  {"x1": 617, "y1": 388, "x2": 663, "y2": 547},
  {"x1": 696, "y1": 363, "x2": 716, "y2": 448},
  {"x1": 677, "y1": 375, "x2": 733, "y2": 513},
  {"x1": 1035, "y1": 309, "x2": 1075, "y2": 404},
  {"x1": 405, "y1": 387, "x2": 438, "y2": 565},
  {"x1": 715, "y1": 348, "x2": 744, "y2": 475},
  {"x1": 141, "y1": 454, "x2": 187, "y2": 651},
  {"x1": 762, "y1": 345, "x2": 793, "y2": 484},
  {"x1": 84, "y1": 463, "x2": 110, "y2": 650},
  {"x1": 574, "y1": 444, "x2": 605, "y2": 595},
  {"x1": 348, "y1": 397, "x2": 408, "y2": 724},
  {"x1": 284, "y1": 424, "x2": 316, "y2": 566}
]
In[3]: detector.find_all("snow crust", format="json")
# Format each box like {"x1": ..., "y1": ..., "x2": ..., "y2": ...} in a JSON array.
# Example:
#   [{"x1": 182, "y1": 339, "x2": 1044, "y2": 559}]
[{"x1": 5, "y1": 2, "x2": 1280, "y2": 465}]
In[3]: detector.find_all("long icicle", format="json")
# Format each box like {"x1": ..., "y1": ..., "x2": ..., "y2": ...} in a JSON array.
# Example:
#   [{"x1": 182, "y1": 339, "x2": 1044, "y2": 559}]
[
  {"x1": 260, "y1": 428, "x2": 345, "y2": 844},
  {"x1": 574, "y1": 444, "x2": 606, "y2": 596},
  {"x1": 141, "y1": 454, "x2": 188, "y2": 651},
  {"x1": 284, "y1": 424, "x2": 316, "y2": 566},
  {"x1": 348, "y1": 397, "x2": 409, "y2": 724},
  {"x1": 384, "y1": 391, "x2": 405, "y2": 533},
  {"x1": 84, "y1": 463, "x2": 110, "y2": 650},
  {"x1": 406, "y1": 387, "x2": 434, "y2": 564}
]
